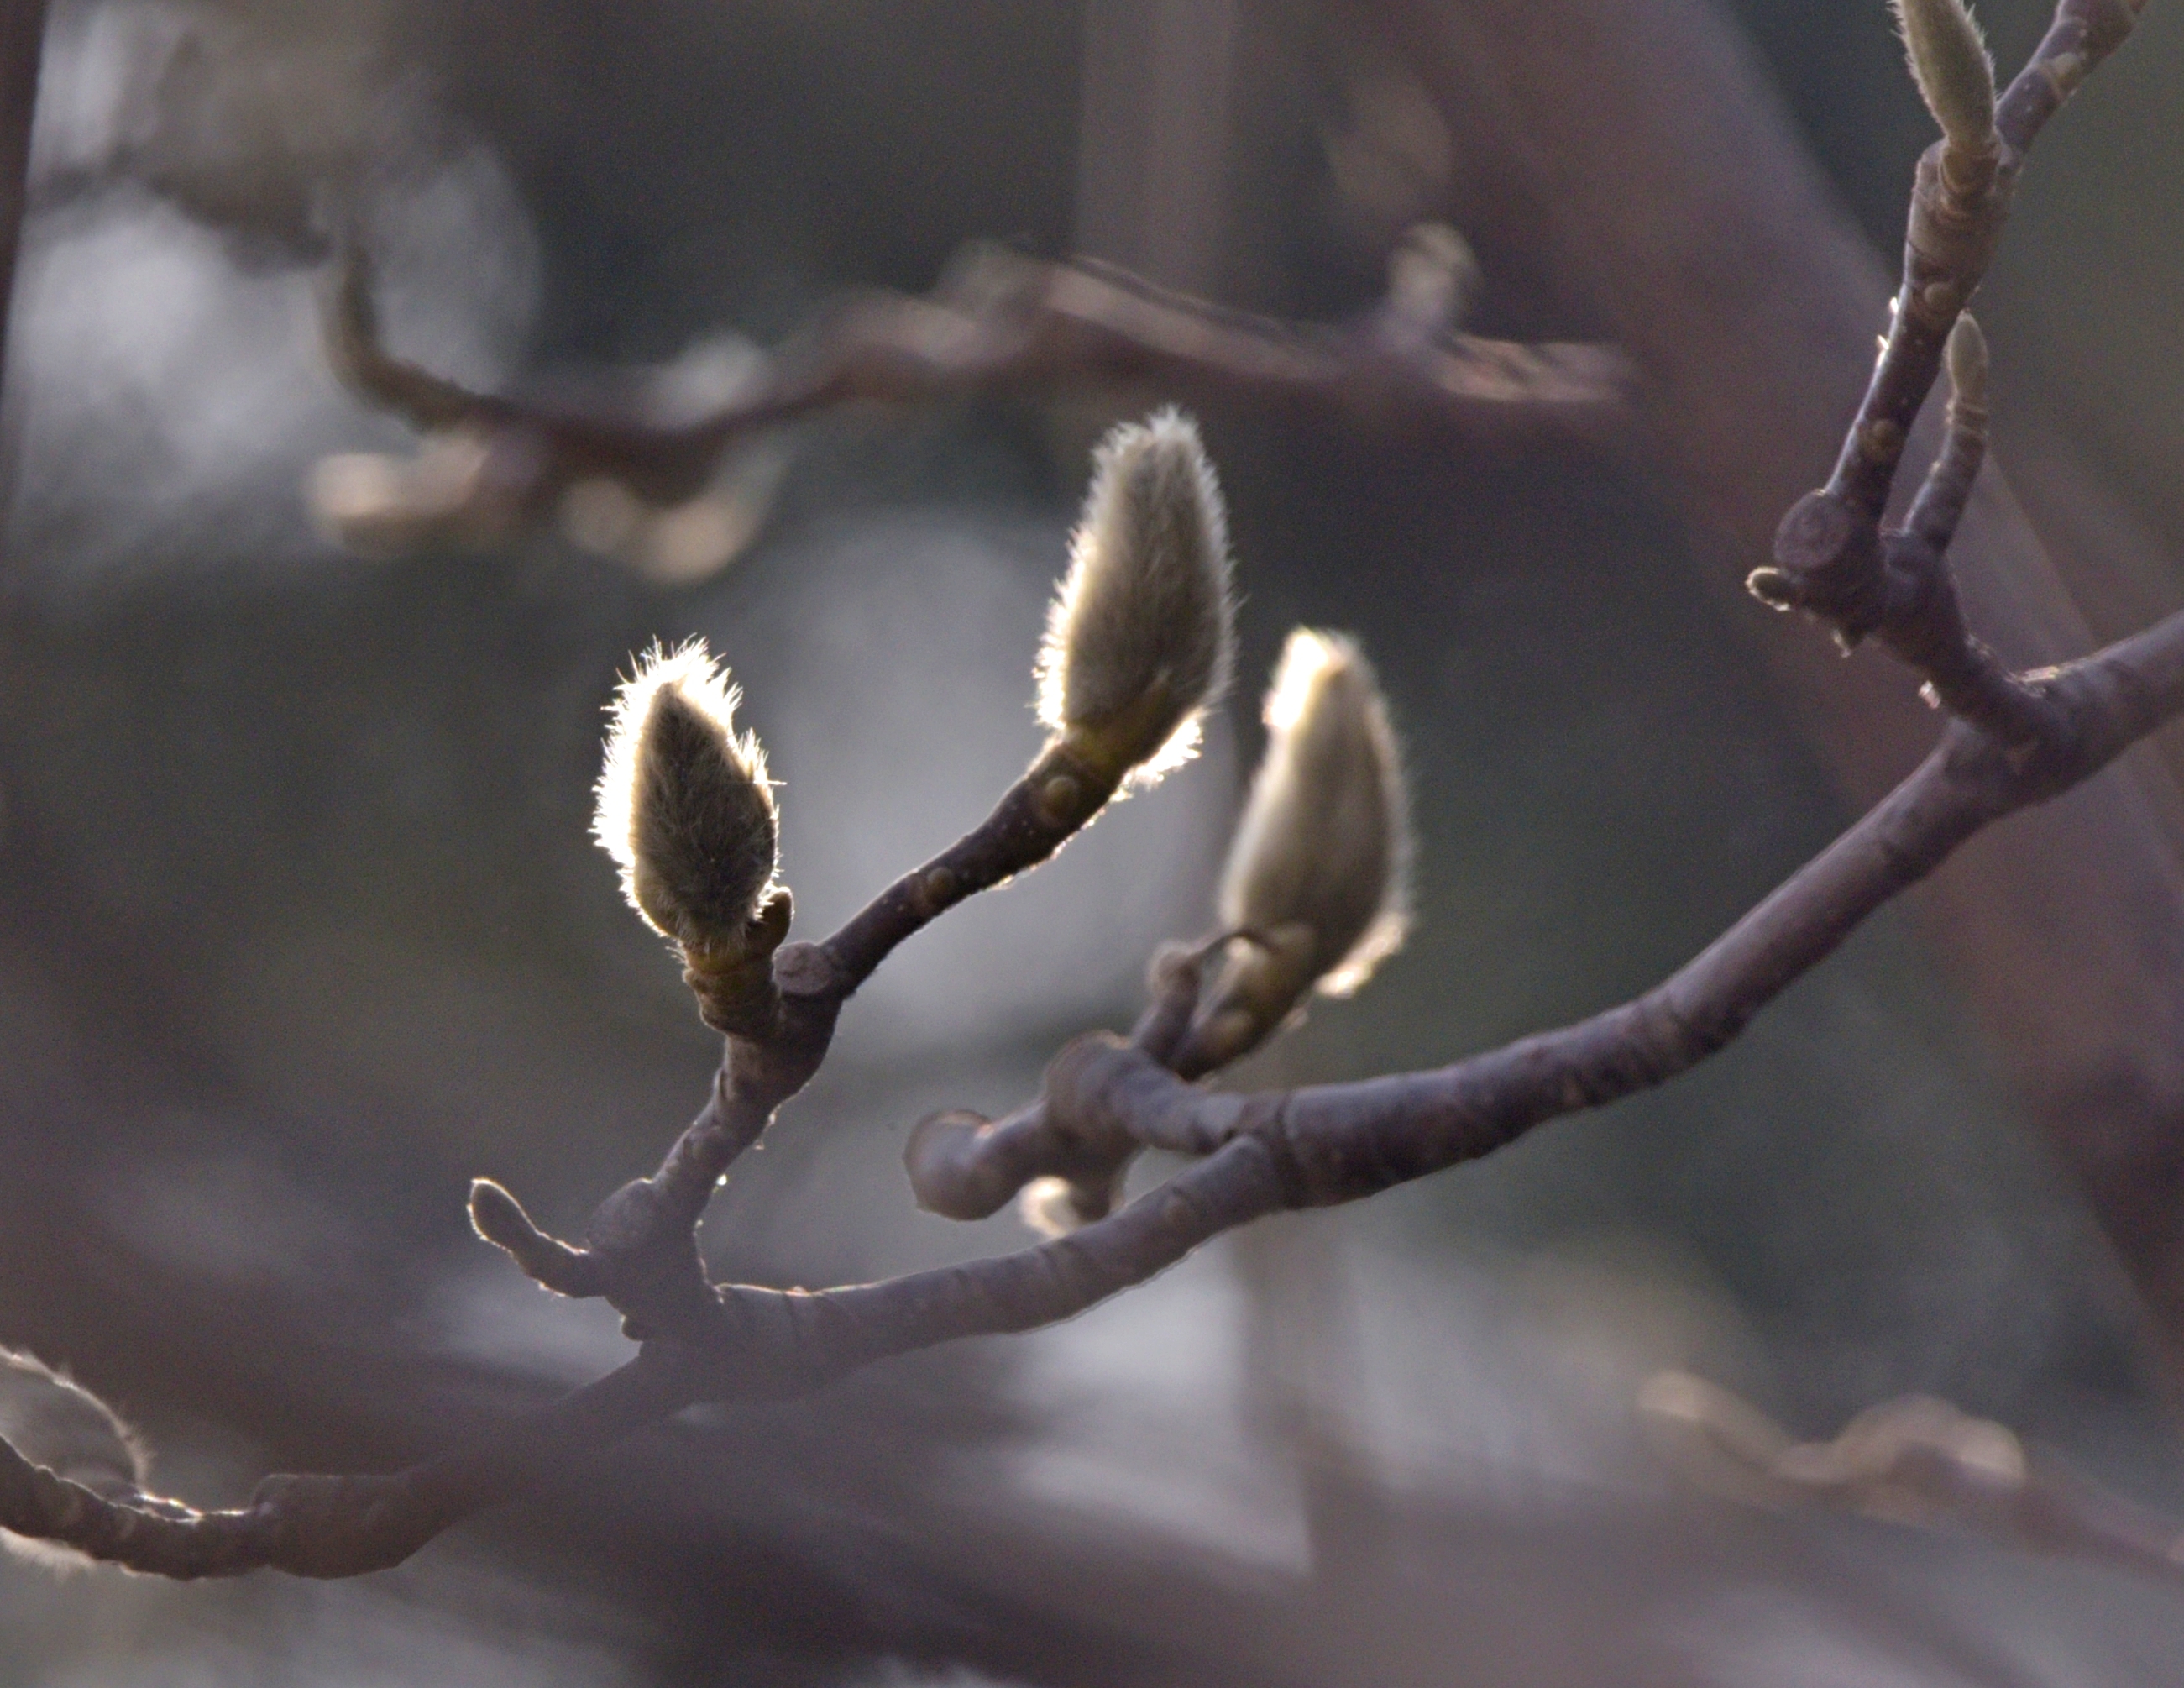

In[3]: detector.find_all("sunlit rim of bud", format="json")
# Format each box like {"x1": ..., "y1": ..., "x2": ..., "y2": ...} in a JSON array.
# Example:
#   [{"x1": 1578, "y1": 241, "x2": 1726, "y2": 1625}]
[
  {"x1": 592, "y1": 639, "x2": 780, "y2": 949},
  {"x1": 1034, "y1": 408, "x2": 1236, "y2": 788},
  {"x1": 1221, "y1": 629, "x2": 1411, "y2": 997}
]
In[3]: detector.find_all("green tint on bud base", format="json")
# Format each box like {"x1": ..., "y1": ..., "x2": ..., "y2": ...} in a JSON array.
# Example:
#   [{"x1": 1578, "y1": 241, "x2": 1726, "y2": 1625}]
[
  {"x1": 1036, "y1": 409, "x2": 1236, "y2": 789},
  {"x1": 594, "y1": 641, "x2": 790, "y2": 1034},
  {"x1": 1182, "y1": 630, "x2": 1411, "y2": 1071}
]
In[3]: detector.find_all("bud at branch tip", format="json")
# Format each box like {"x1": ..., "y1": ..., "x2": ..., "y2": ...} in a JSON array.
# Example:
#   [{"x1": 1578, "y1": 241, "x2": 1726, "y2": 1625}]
[
  {"x1": 1035, "y1": 409, "x2": 1236, "y2": 788},
  {"x1": 593, "y1": 639, "x2": 783, "y2": 958}
]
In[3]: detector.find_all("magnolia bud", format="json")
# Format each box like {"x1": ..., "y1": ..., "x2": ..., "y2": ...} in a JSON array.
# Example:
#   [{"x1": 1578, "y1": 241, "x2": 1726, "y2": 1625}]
[
  {"x1": 0, "y1": 1349, "x2": 147, "y2": 1565},
  {"x1": 1035, "y1": 409, "x2": 1235, "y2": 786},
  {"x1": 1192, "y1": 631, "x2": 1410, "y2": 1064},
  {"x1": 1893, "y1": 0, "x2": 1995, "y2": 157},
  {"x1": 593, "y1": 640, "x2": 782, "y2": 958}
]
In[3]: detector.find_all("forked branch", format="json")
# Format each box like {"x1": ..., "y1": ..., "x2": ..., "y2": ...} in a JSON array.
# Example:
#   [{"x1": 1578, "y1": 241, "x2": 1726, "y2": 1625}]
[
  {"x1": 0, "y1": 0, "x2": 2175, "y2": 1591},
  {"x1": 1750, "y1": 0, "x2": 2145, "y2": 747}
]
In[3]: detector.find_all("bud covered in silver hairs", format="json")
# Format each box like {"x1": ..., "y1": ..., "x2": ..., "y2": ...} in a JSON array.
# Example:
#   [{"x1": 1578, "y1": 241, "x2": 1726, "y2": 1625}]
[
  {"x1": 594, "y1": 641, "x2": 785, "y2": 953},
  {"x1": 1035, "y1": 409, "x2": 1236, "y2": 787},
  {"x1": 1189, "y1": 629, "x2": 1411, "y2": 1067}
]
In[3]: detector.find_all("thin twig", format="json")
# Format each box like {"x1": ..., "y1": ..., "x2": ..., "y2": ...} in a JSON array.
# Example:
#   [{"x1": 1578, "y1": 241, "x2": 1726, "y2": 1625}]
[{"x1": 1752, "y1": 0, "x2": 2142, "y2": 745}]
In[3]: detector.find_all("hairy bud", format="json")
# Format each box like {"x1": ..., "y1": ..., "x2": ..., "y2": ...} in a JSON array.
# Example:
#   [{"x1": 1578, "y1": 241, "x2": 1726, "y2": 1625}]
[
  {"x1": 1893, "y1": 0, "x2": 1995, "y2": 156},
  {"x1": 1189, "y1": 631, "x2": 1410, "y2": 1067},
  {"x1": 593, "y1": 641, "x2": 782, "y2": 957},
  {"x1": 1035, "y1": 409, "x2": 1235, "y2": 786},
  {"x1": 0, "y1": 1349, "x2": 147, "y2": 1566}
]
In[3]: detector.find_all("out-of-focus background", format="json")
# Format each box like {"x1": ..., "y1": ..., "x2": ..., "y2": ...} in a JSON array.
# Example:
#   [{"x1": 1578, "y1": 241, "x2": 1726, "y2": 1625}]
[{"x1": 1, "y1": 0, "x2": 2182, "y2": 1681}]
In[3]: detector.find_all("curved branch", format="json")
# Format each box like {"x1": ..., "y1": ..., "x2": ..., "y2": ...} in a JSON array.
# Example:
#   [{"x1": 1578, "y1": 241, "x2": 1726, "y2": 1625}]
[
  {"x1": 5, "y1": 0, "x2": 2174, "y2": 1594},
  {"x1": 312, "y1": 239, "x2": 1635, "y2": 559},
  {"x1": 18, "y1": 579, "x2": 2184, "y2": 1577},
  {"x1": 1641, "y1": 1371, "x2": 2184, "y2": 1585}
]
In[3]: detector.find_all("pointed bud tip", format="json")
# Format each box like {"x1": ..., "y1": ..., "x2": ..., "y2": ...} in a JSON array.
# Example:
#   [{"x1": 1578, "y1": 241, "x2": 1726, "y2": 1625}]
[
  {"x1": 1036, "y1": 408, "x2": 1236, "y2": 786},
  {"x1": 593, "y1": 639, "x2": 781, "y2": 951}
]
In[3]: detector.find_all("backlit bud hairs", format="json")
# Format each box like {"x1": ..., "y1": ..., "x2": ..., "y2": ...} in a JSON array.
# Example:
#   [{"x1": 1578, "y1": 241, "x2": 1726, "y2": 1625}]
[
  {"x1": 1892, "y1": 0, "x2": 1995, "y2": 157},
  {"x1": 1035, "y1": 409, "x2": 1235, "y2": 786},
  {"x1": 1181, "y1": 630, "x2": 1410, "y2": 1069},
  {"x1": 593, "y1": 640, "x2": 780, "y2": 956},
  {"x1": 1222, "y1": 629, "x2": 1410, "y2": 996},
  {"x1": 0, "y1": 1349, "x2": 147, "y2": 1566}
]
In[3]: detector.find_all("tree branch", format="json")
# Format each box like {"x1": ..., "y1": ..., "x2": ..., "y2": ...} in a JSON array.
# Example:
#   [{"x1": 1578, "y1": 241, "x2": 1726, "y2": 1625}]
[
  {"x1": 311, "y1": 237, "x2": 1632, "y2": 558},
  {"x1": 1641, "y1": 1371, "x2": 2184, "y2": 1585},
  {"x1": 13, "y1": 567, "x2": 2184, "y2": 1577},
  {"x1": 1350, "y1": 0, "x2": 2184, "y2": 1377},
  {"x1": 3, "y1": 0, "x2": 2178, "y2": 1594}
]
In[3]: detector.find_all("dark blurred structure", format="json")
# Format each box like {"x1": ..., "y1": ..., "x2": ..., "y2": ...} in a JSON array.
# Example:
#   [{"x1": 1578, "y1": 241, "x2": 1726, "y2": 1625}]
[{"x1": 2, "y1": 0, "x2": 2184, "y2": 1682}]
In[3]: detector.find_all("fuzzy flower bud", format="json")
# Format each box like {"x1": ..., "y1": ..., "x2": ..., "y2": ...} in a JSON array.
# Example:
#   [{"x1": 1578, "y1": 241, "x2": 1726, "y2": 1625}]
[
  {"x1": 593, "y1": 640, "x2": 781, "y2": 958},
  {"x1": 1190, "y1": 631, "x2": 1409, "y2": 1067},
  {"x1": 0, "y1": 1348, "x2": 147, "y2": 1565},
  {"x1": 1893, "y1": 0, "x2": 1995, "y2": 157},
  {"x1": 1035, "y1": 409, "x2": 1235, "y2": 786}
]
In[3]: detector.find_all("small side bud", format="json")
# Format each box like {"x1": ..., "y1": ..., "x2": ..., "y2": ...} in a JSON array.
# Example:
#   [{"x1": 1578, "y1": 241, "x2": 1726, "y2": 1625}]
[
  {"x1": 1187, "y1": 631, "x2": 1410, "y2": 1067},
  {"x1": 594, "y1": 640, "x2": 780, "y2": 952},
  {"x1": 1945, "y1": 312, "x2": 1988, "y2": 410},
  {"x1": 0, "y1": 1349, "x2": 147, "y2": 1566},
  {"x1": 468, "y1": 1179, "x2": 603, "y2": 1296},
  {"x1": 1035, "y1": 409, "x2": 1236, "y2": 787},
  {"x1": 1893, "y1": 0, "x2": 1996, "y2": 157}
]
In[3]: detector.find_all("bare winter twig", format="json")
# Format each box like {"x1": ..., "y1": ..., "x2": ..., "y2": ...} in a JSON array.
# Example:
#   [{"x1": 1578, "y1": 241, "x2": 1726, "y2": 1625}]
[
  {"x1": 1749, "y1": 0, "x2": 2145, "y2": 747},
  {"x1": 0, "y1": 0, "x2": 2176, "y2": 1593}
]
